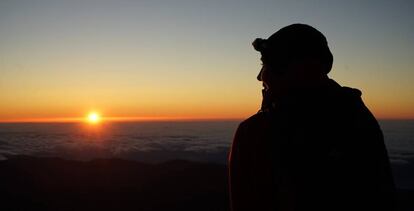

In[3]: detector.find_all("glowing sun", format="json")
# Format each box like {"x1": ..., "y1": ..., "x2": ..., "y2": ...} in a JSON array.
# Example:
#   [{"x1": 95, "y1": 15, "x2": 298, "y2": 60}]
[{"x1": 86, "y1": 112, "x2": 101, "y2": 124}]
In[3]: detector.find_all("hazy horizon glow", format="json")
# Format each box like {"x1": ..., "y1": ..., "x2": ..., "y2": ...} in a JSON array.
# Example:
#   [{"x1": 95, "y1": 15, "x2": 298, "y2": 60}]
[
  {"x1": 0, "y1": 116, "x2": 244, "y2": 123},
  {"x1": 1, "y1": 0, "x2": 414, "y2": 122}
]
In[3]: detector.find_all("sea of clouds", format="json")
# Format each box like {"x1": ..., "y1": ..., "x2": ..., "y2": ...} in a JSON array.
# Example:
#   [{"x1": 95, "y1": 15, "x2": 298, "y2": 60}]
[
  {"x1": 0, "y1": 121, "x2": 238, "y2": 163},
  {"x1": 0, "y1": 120, "x2": 413, "y2": 188}
]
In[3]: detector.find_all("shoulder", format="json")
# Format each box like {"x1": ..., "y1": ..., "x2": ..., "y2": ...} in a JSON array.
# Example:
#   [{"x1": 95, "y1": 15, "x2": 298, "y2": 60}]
[
  {"x1": 230, "y1": 112, "x2": 271, "y2": 159},
  {"x1": 233, "y1": 112, "x2": 272, "y2": 146},
  {"x1": 238, "y1": 112, "x2": 268, "y2": 132},
  {"x1": 336, "y1": 86, "x2": 382, "y2": 131}
]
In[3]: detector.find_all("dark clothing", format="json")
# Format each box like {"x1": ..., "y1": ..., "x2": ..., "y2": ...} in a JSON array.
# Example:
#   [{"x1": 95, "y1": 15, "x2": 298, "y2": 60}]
[{"x1": 228, "y1": 79, "x2": 395, "y2": 211}]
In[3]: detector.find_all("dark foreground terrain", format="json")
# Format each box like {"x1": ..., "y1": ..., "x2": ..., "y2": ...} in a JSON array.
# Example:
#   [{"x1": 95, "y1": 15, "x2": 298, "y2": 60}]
[
  {"x1": 0, "y1": 156, "x2": 228, "y2": 211},
  {"x1": 0, "y1": 156, "x2": 413, "y2": 211}
]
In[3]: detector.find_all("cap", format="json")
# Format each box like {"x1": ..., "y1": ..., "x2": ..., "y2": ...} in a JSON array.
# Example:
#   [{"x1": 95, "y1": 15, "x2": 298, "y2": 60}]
[{"x1": 253, "y1": 23, "x2": 333, "y2": 74}]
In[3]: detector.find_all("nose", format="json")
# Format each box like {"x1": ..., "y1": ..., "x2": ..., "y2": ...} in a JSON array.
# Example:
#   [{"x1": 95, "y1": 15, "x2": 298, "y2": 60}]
[{"x1": 257, "y1": 68, "x2": 263, "y2": 81}]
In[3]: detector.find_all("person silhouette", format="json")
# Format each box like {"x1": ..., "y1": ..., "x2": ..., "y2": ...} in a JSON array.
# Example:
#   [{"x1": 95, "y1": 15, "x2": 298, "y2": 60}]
[{"x1": 228, "y1": 24, "x2": 395, "y2": 211}]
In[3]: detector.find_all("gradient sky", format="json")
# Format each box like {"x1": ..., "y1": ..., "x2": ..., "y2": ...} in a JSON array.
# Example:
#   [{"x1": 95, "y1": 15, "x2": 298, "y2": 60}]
[{"x1": 1, "y1": 0, "x2": 413, "y2": 121}]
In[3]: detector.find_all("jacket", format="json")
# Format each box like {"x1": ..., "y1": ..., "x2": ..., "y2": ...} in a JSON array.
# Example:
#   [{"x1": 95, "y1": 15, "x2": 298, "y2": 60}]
[{"x1": 228, "y1": 79, "x2": 395, "y2": 211}]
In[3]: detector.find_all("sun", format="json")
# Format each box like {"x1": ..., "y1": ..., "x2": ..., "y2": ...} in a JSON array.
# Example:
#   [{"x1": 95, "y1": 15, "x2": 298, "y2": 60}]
[{"x1": 86, "y1": 112, "x2": 101, "y2": 124}]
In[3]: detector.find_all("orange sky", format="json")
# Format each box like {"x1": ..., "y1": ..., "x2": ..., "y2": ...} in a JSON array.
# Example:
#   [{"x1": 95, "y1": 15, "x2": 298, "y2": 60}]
[{"x1": 1, "y1": 1, "x2": 413, "y2": 122}]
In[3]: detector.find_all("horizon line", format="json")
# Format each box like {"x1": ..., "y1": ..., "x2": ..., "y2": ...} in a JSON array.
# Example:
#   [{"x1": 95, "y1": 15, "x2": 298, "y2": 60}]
[
  {"x1": 0, "y1": 116, "x2": 413, "y2": 123},
  {"x1": 0, "y1": 116, "x2": 245, "y2": 123}
]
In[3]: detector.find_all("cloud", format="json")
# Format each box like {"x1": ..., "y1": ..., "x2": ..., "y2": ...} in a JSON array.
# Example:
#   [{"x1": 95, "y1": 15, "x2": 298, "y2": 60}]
[{"x1": 0, "y1": 122, "x2": 237, "y2": 163}]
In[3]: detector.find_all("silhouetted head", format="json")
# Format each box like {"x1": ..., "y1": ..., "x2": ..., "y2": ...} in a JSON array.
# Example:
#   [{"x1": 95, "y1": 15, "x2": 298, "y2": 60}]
[{"x1": 253, "y1": 24, "x2": 333, "y2": 96}]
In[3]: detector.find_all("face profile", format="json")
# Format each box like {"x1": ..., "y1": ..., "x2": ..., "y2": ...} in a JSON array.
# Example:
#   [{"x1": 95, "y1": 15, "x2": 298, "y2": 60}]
[{"x1": 253, "y1": 24, "x2": 335, "y2": 107}]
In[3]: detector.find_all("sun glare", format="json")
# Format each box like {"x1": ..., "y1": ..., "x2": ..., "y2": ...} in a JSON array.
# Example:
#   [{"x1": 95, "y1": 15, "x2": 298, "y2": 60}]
[{"x1": 87, "y1": 112, "x2": 101, "y2": 124}]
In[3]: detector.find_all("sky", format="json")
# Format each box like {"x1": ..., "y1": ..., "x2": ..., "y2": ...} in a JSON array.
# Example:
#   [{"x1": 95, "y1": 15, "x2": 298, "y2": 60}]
[{"x1": 0, "y1": 0, "x2": 413, "y2": 121}]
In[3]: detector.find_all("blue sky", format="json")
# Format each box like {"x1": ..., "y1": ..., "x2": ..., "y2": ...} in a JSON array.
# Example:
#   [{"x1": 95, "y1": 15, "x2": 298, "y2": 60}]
[{"x1": 0, "y1": 0, "x2": 413, "y2": 120}]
